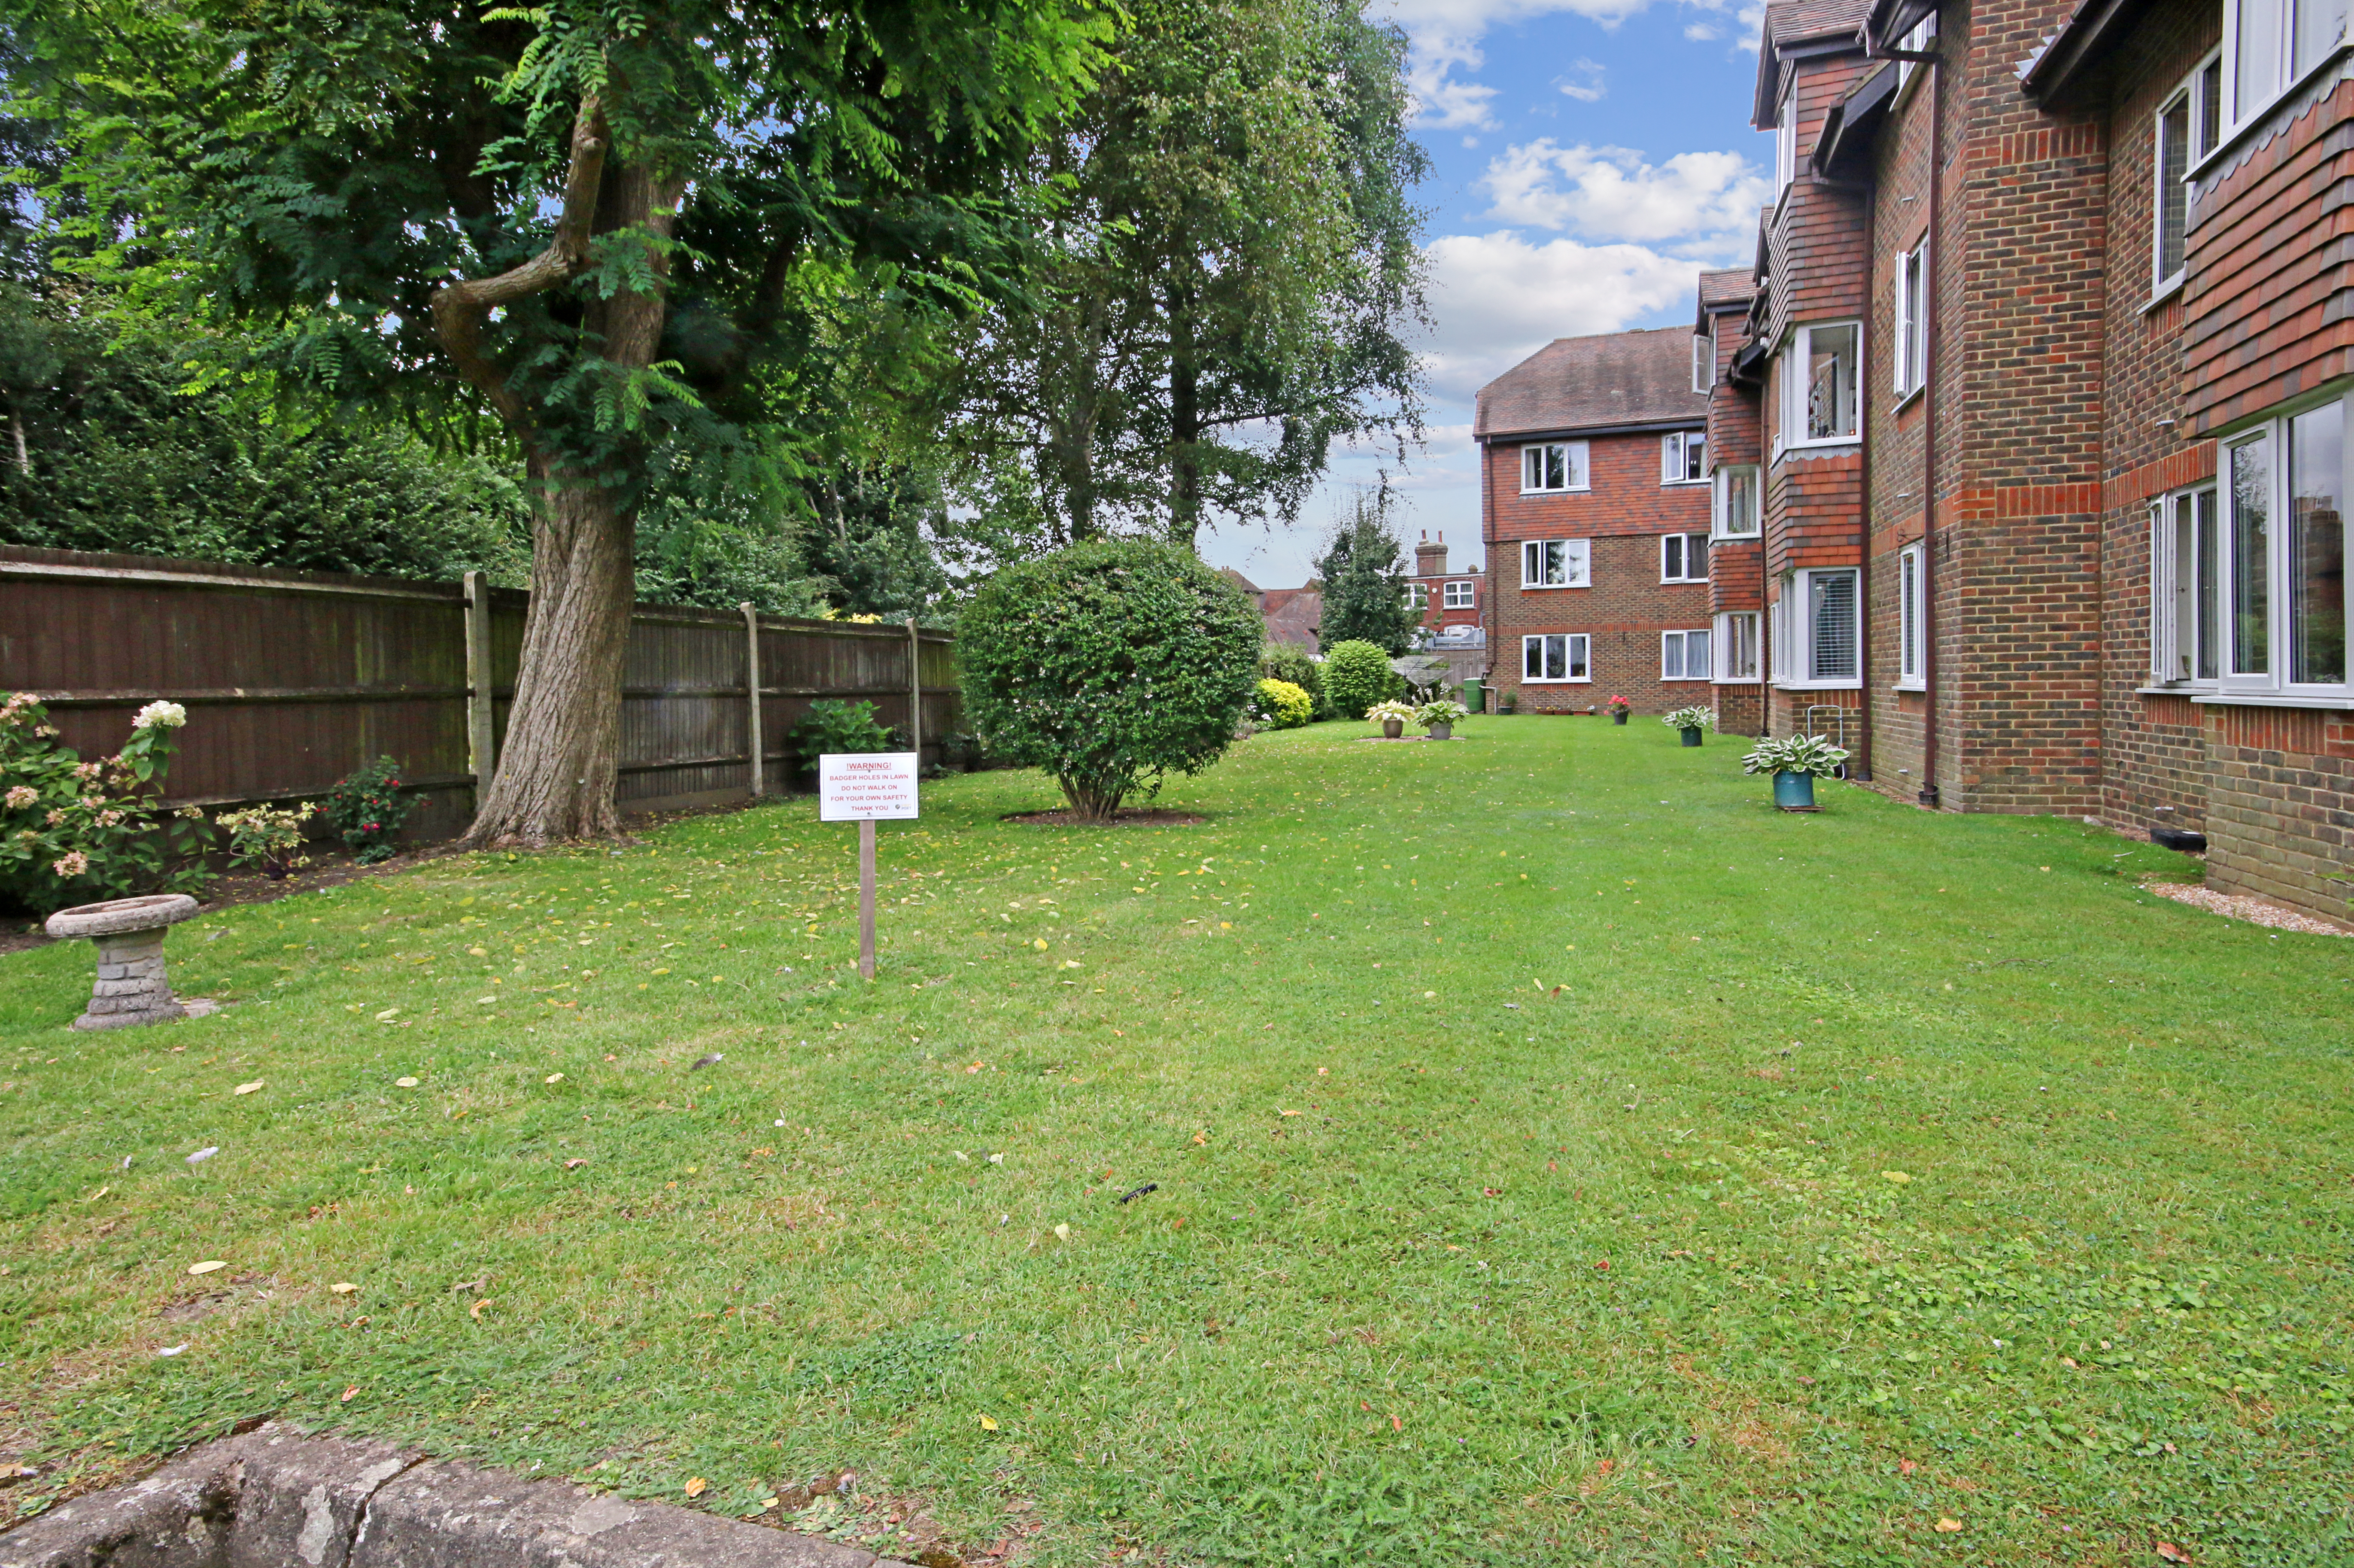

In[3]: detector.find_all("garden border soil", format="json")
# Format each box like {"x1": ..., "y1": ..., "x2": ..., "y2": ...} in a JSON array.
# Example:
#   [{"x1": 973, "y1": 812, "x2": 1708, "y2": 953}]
[
  {"x1": 999, "y1": 808, "x2": 1206, "y2": 828},
  {"x1": 0, "y1": 1425, "x2": 918, "y2": 1568}
]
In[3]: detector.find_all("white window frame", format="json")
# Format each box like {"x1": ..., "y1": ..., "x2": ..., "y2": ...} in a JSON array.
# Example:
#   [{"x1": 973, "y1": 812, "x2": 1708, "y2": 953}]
[
  {"x1": 1774, "y1": 85, "x2": 1797, "y2": 202},
  {"x1": 1895, "y1": 6, "x2": 1939, "y2": 90},
  {"x1": 2154, "y1": 54, "x2": 2222, "y2": 297},
  {"x1": 1520, "y1": 441, "x2": 1591, "y2": 493},
  {"x1": 1520, "y1": 538, "x2": 1592, "y2": 589},
  {"x1": 1713, "y1": 611, "x2": 1762, "y2": 684},
  {"x1": 1895, "y1": 542, "x2": 1926, "y2": 690},
  {"x1": 1661, "y1": 628, "x2": 1713, "y2": 681},
  {"x1": 1773, "y1": 567, "x2": 1863, "y2": 689},
  {"x1": 1521, "y1": 632, "x2": 1592, "y2": 684},
  {"x1": 2201, "y1": 394, "x2": 2352, "y2": 702},
  {"x1": 1660, "y1": 532, "x2": 1711, "y2": 583},
  {"x1": 1713, "y1": 464, "x2": 1761, "y2": 538},
  {"x1": 2150, "y1": 482, "x2": 2222, "y2": 686},
  {"x1": 1408, "y1": 581, "x2": 1430, "y2": 611},
  {"x1": 1661, "y1": 430, "x2": 1707, "y2": 485},
  {"x1": 1892, "y1": 243, "x2": 1927, "y2": 399},
  {"x1": 1692, "y1": 334, "x2": 1713, "y2": 393},
  {"x1": 1441, "y1": 579, "x2": 1475, "y2": 610},
  {"x1": 2225, "y1": 0, "x2": 2350, "y2": 140},
  {"x1": 1781, "y1": 321, "x2": 1863, "y2": 448}
]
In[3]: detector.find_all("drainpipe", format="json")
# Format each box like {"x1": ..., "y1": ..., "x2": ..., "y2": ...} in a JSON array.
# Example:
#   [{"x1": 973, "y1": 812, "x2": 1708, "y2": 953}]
[
  {"x1": 1479, "y1": 434, "x2": 1498, "y2": 699},
  {"x1": 1853, "y1": 172, "x2": 1877, "y2": 783}
]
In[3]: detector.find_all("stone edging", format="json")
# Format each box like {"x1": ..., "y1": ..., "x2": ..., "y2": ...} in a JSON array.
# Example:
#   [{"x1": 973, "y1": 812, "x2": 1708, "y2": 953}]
[{"x1": 0, "y1": 1425, "x2": 914, "y2": 1568}]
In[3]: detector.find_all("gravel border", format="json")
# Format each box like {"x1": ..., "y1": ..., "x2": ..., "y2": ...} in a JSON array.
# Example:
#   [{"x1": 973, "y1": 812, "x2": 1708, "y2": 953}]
[{"x1": 2143, "y1": 882, "x2": 2353, "y2": 937}]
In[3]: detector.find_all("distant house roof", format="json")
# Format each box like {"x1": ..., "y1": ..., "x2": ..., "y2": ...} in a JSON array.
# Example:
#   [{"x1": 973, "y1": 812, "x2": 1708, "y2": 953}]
[
  {"x1": 1698, "y1": 267, "x2": 1756, "y2": 310},
  {"x1": 1474, "y1": 327, "x2": 1709, "y2": 443},
  {"x1": 1259, "y1": 586, "x2": 1321, "y2": 649},
  {"x1": 1218, "y1": 566, "x2": 1263, "y2": 600},
  {"x1": 1753, "y1": 0, "x2": 1870, "y2": 128}
]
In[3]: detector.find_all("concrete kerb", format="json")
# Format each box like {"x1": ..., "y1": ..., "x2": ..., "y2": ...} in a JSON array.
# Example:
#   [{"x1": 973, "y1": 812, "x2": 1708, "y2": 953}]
[{"x1": 0, "y1": 1427, "x2": 915, "y2": 1568}]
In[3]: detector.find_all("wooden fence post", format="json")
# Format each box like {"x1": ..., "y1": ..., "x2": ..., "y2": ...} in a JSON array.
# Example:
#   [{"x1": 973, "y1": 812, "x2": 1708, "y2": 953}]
[
  {"x1": 907, "y1": 617, "x2": 923, "y2": 761},
  {"x1": 742, "y1": 602, "x2": 764, "y2": 799},
  {"x1": 464, "y1": 571, "x2": 495, "y2": 804}
]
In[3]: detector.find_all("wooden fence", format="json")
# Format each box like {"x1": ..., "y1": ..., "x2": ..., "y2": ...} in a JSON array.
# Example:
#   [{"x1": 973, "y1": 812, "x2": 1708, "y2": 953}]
[{"x1": 0, "y1": 545, "x2": 960, "y2": 845}]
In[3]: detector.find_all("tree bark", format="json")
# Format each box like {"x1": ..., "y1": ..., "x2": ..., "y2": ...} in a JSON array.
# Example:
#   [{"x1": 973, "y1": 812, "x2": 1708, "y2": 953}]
[
  {"x1": 1167, "y1": 285, "x2": 1200, "y2": 547},
  {"x1": 1058, "y1": 774, "x2": 1125, "y2": 821}
]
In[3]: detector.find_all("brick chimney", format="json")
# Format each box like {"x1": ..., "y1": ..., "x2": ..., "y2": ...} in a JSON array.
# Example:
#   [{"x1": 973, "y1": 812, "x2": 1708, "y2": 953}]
[{"x1": 1414, "y1": 530, "x2": 1447, "y2": 578}]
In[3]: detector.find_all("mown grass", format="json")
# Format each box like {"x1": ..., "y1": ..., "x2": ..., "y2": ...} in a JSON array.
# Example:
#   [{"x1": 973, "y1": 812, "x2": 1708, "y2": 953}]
[{"x1": 2, "y1": 716, "x2": 2350, "y2": 1565}]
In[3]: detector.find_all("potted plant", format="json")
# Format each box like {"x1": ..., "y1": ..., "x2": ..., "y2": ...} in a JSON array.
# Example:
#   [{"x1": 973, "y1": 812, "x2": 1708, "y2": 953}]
[
  {"x1": 1604, "y1": 695, "x2": 1632, "y2": 725},
  {"x1": 1366, "y1": 699, "x2": 1417, "y2": 739},
  {"x1": 1417, "y1": 698, "x2": 1468, "y2": 741},
  {"x1": 1662, "y1": 705, "x2": 1716, "y2": 748},
  {"x1": 1740, "y1": 732, "x2": 1851, "y2": 810}
]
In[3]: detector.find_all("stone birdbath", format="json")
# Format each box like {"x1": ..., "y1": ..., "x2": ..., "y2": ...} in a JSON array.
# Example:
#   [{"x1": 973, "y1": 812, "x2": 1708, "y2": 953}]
[{"x1": 44, "y1": 894, "x2": 211, "y2": 1030}]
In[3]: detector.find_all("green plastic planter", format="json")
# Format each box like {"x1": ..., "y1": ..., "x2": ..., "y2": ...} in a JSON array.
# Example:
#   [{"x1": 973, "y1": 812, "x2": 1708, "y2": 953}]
[
  {"x1": 1773, "y1": 770, "x2": 1817, "y2": 809},
  {"x1": 1680, "y1": 727, "x2": 1703, "y2": 747}
]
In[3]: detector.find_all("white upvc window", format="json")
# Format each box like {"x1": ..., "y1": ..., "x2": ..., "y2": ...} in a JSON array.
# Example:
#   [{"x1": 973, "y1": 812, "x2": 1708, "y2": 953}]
[
  {"x1": 1408, "y1": 581, "x2": 1430, "y2": 610},
  {"x1": 1775, "y1": 86, "x2": 1798, "y2": 201},
  {"x1": 1773, "y1": 567, "x2": 1862, "y2": 688},
  {"x1": 2203, "y1": 396, "x2": 2350, "y2": 700},
  {"x1": 1662, "y1": 430, "x2": 1707, "y2": 484},
  {"x1": 2150, "y1": 483, "x2": 2222, "y2": 684},
  {"x1": 1521, "y1": 441, "x2": 1590, "y2": 492},
  {"x1": 1442, "y1": 579, "x2": 1475, "y2": 609},
  {"x1": 1692, "y1": 334, "x2": 1713, "y2": 393},
  {"x1": 1895, "y1": 5, "x2": 1939, "y2": 89},
  {"x1": 2226, "y1": 0, "x2": 2348, "y2": 137},
  {"x1": 1713, "y1": 464, "x2": 1761, "y2": 537},
  {"x1": 1661, "y1": 532, "x2": 1710, "y2": 583},
  {"x1": 1661, "y1": 628, "x2": 1713, "y2": 681},
  {"x1": 1782, "y1": 322, "x2": 1861, "y2": 447},
  {"x1": 1521, "y1": 538, "x2": 1592, "y2": 588},
  {"x1": 1895, "y1": 543, "x2": 1926, "y2": 690},
  {"x1": 1892, "y1": 243, "x2": 1927, "y2": 398},
  {"x1": 2155, "y1": 55, "x2": 2223, "y2": 295},
  {"x1": 1714, "y1": 611, "x2": 1762, "y2": 683},
  {"x1": 1522, "y1": 633, "x2": 1591, "y2": 683}
]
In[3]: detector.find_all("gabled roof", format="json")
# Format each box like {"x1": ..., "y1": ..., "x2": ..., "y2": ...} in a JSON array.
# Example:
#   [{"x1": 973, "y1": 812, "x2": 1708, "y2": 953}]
[
  {"x1": 1753, "y1": 0, "x2": 1871, "y2": 128},
  {"x1": 1695, "y1": 268, "x2": 1757, "y2": 333},
  {"x1": 1475, "y1": 328, "x2": 1709, "y2": 442},
  {"x1": 1813, "y1": 60, "x2": 1900, "y2": 179},
  {"x1": 2015, "y1": 0, "x2": 2149, "y2": 106}
]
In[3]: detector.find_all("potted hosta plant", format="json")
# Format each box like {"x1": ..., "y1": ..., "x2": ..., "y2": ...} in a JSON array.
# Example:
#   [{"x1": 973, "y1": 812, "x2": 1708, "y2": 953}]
[
  {"x1": 1604, "y1": 694, "x2": 1632, "y2": 725},
  {"x1": 1740, "y1": 732, "x2": 1851, "y2": 810},
  {"x1": 1366, "y1": 699, "x2": 1417, "y2": 739},
  {"x1": 1662, "y1": 705, "x2": 1716, "y2": 748},
  {"x1": 1417, "y1": 698, "x2": 1468, "y2": 741}
]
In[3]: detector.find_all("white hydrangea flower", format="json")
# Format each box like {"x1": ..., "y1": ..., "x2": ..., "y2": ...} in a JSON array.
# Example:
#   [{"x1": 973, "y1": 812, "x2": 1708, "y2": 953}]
[{"x1": 132, "y1": 700, "x2": 188, "y2": 730}]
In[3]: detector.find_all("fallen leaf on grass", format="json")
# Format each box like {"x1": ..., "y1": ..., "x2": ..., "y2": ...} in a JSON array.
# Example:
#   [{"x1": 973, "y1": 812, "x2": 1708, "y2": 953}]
[
  {"x1": 329, "y1": 1282, "x2": 359, "y2": 1295},
  {"x1": 188, "y1": 1260, "x2": 227, "y2": 1276},
  {"x1": 469, "y1": 1298, "x2": 492, "y2": 1320},
  {"x1": 1933, "y1": 1518, "x2": 1963, "y2": 1533},
  {"x1": 1882, "y1": 1171, "x2": 1912, "y2": 1185},
  {"x1": 978, "y1": 1415, "x2": 999, "y2": 1431},
  {"x1": 690, "y1": 1054, "x2": 723, "y2": 1071},
  {"x1": 545, "y1": 1073, "x2": 565, "y2": 1084},
  {"x1": 157, "y1": 1344, "x2": 187, "y2": 1357},
  {"x1": 1898, "y1": 1458, "x2": 1917, "y2": 1475},
  {"x1": 684, "y1": 1477, "x2": 708, "y2": 1498},
  {"x1": 374, "y1": 1009, "x2": 399, "y2": 1022},
  {"x1": 1278, "y1": 1109, "x2": 1302, "y2": 1117},
  {"x1": 2156, "y1": 1544, "x2": 2193, "y2": 1564},
  {"x1": 1053, "y1": 1224, "x2": 1071, "y2": 1242},
  {"x1": 340, "y1": 1386, "x2": 359, "y2": 1403},
  {"x1": 394, "y1": 1077, "x2": 419, "y2": 1088},
  {"x1": 564, "y1": 1158, "x2": 588, "y2": 1170},
  {"x1": 186, "y1": 1147, "x2": 218, "y2": 1165},
  {"x1": 233, "y1": 1081, "x2": 264, "y2": 1096}
]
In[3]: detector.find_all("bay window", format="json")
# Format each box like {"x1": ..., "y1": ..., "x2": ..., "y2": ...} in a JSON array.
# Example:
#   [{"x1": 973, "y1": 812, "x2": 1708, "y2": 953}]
[
  {"x1": 1714, "y1": 464, "x2": 1760, "y2": 537},
  {"x1": 2154, "y1": 56, "x2": 2221, "y2": 293},
  {"x1": 1522, "y1": 633, "x2": 1590, "y2": 683},
  {"x1": 1521, "y1": 538, "x2": 1592, "y2": 588},
  {"x1": 1773, "y1": 567, "x2": 1861, "y2": 688},
  {"x1": 1783, "y1": 322, "x2": 1860, "y2": 447},
  {"x1": 1714, "y1": 611, "x2": 1761, "y2": 683},
  {"x1": 2227, "y1": 0, "x2": 2349, "y2": 134}
]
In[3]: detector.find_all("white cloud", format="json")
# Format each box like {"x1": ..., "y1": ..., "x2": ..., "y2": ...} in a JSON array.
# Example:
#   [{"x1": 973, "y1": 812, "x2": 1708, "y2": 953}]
[
  {"x1": 1557, "y1": 59, "x2": 1607, "y2": 101},
  {"x1": 1419, "y1": 230, "x2": 1710, "y2": 398},
  {"x1": 1479, "y1": 140, "x2": 1771, "y2": 243},
  {"x1": 1684, "y1": 21, "x2": 1720, "y2": 39}
]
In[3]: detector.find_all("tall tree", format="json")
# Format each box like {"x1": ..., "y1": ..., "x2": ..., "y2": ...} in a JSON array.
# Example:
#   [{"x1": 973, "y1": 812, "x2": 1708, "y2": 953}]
[
  {"x1": 950, "y1": 0, "x2": 1428, "y2": 549},
  {"x1": 1315, "y1": 487, "x2": 1417, "y2": 654},
  {"x1": 15, "y1": 0, "x2": 1109, "y2": 845}
]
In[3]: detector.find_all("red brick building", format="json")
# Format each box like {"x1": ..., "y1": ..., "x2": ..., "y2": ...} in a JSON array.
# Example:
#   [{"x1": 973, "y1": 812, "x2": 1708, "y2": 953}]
[
  {"x1": 1666, "y1": 0, "x2": 2351, "y2": 921},
  {"x1": 1476, "y1": 328, "x2": 1726, "y2": 714}
]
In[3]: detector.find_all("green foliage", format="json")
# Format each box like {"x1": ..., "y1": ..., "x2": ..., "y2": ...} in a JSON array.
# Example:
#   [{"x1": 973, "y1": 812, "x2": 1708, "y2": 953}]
[
  {"x1": 322, "y1": 759, "x2": 414, "y2": 865},
  {"x1": 1314, "y1": 492, "x2": 1418, "y2": 654},
  {"x1": 1252, "y1": 678, "x2": 1313, "y2": 729},
  {"x1": 0, "y1": 694, "x2": 211, "y2": 916},
  {"x1": 958, "y1": 538, "x2": 1261, "y2": 815},
  {"x1": 789, "y1": 700, "x2": 900, "y2": 776},
  {"x1": 1742, "y1": 732, "x2": 1850, "y2": 778},
  {"x1": 215, "y1": 802, "x2": 316, "y2": 879},
  {"x1": 1414, "y1": 698, "x2": 1466, "y2": 727},
  {"x1": 1258, "y1": 641, "x2": 1329, "y2": 718},
  {"x1": 1662, "y1": 706, "x2": 1716, "y2": 732},
  {"x1": 1364, "y1": 699, "x2": 1416, "y2": 726},
  {"x1": 1319, "y1": 638, "x2": 1399, "y2": 719}
]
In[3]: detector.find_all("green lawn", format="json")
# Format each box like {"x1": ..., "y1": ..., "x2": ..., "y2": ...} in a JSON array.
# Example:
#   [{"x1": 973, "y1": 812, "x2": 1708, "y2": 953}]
[{"x1": 3, "y1": 717, "x2": 2351, "y2": 1565}]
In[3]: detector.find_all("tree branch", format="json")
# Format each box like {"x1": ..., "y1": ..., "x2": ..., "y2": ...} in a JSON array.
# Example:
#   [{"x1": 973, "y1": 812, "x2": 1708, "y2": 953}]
[{"x1": 429, "y1": 93, "x2": 609, "y2": 428}]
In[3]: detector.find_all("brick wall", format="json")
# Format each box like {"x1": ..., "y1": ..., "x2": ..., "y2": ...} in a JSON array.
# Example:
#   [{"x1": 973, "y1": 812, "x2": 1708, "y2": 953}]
[{"x1": 2201, "y1": 703, "x2": 2354, "y2": 922}]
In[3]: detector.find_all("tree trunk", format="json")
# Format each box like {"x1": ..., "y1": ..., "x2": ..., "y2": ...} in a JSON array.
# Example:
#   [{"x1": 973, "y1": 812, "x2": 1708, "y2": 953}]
[
  {"x1": 1168, "y1": 285, "x2": 1200, "y2": 547},
  {"x1": 1059, "y1": 774, "x2": 1125, "y2": 821}
]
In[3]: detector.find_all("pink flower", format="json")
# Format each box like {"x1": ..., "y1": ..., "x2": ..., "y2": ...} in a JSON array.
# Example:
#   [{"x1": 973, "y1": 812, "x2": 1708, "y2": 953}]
[
  {"x1": 80, "y1": 796, "x2": 103, "y2": 811},
  {"x1": 45, "y1": 808, "x2": 65, "y2": 826},
  {"x1": 3, "y1": 785, "x2": 34, "y2": 809},
  {"x1": 98, "y1": 809, "x2": 124, "y2": 827},
  {"x1": 52, "y1": 851, "x2": 88, "y2": 878},
  {"x1": 73, "y1": 761, "x2": 101, "y2": 781}
]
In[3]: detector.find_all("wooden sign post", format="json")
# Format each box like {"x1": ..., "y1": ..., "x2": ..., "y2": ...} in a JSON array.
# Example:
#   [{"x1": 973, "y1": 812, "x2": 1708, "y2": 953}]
[{"x1": 817, "y1": 751, "x2": 920, "y2": 979}]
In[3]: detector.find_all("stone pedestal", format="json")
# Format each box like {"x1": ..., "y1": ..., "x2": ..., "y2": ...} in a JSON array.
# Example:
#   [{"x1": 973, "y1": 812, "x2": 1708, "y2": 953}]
[{"x1": 44, "y1": 893, "x2": 201, "y2": 1030}]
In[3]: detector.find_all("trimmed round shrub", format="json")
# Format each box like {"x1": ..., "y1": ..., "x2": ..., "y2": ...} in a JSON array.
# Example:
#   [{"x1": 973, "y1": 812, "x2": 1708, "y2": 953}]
[
  {"x1": 1321, "y1": 638, "x2": 1402, "y2": 720},
  {"x1": 1258, "y1": 641, "x2": 1329, "y2": 718},
  {"x1": 1254, "y1": 678, "x2": 1314, "y2": 729},
  {"x1": 960, "y1": 539, "x2": 1262, "y2": 820}
]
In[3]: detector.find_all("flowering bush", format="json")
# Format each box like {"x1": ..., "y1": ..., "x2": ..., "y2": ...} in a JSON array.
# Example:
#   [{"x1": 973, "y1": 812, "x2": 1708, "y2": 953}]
[
  {"x1": 217, "y1": 801, "x2": 318, "y2": 879},
  {"x1": 1740, "y1": 733, "x2": 1850, "y2": 778},
  {"x1": 1603, "y1": 694, "x2": 1632, "y2": 716},
  {"x1": 1252, "y1": 679, "x2": 1315, "y2": 729},
  {"x1": 1662, "y1": 706, "x2": 1716, "y2": 732},
  {"x1": 0, "y1": 693, "x2": 212, "y2": 916},
  {"x1": 324, "y1": 757, "x2": 415, "y2": 864},
  {"x1": 1415, "y1": 699, "x2": 1468, "y2": 727},
  {"x1": 1364, "y1": 699, "x2": 1418, "y2": 726}
]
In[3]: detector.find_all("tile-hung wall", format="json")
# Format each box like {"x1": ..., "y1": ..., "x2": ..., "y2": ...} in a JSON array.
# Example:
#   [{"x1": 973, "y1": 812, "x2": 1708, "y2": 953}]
[
  {"x1": 1487, "y1": 430, "x2": 1722, "y2": 713},
  {"x1": 1704, "y1": 301, "x2": 1768, "y2": 735}
]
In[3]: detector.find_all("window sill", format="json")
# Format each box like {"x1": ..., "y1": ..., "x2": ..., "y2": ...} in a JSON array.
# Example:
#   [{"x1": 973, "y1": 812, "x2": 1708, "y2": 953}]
[
  {"x1": 1658, "y1": 577, "x2": 1712, "y2": 586},
  {"x1": 1891, "y1": 680, "x2": 1926, "y2": 693},
  {"x1": 1660, "y1": 478, "x2": 1710, "y2": 488},
  {"x1": 1778, "y1": 439, "x2": 1861, "y2": 457},
  {"x1": 2135, "y1": 683, "x2": 2197, "y2": 697},
  {"x1": 1771, "y1": 680, "x2": 1863, "y2": 692},
  {"x1": 1519, "y1": 583, "x2": 1590, "y2": 591},
  {"x1": 1892, "y1": 383, "x2": 1924, "y2": 412},
  {"x1": 1519, "y1": 487, "x2": 1592, "y2": 497},
  {"x1": 1661, "y1": 675, "x2": 1713, "y2": 683},
  {"x1": 1711, "y1": 529, "x2": 1763, "y2": 544},
  {"x1": 2190, "y1": 690, "x2": 2354, "y2": 710},
  {"x1": 1521, "y1": 678, "x2": 1593, "y2": 685},
  {"x1": 1711, "y1": 676, "x2": 1763, "y2": 686},
  {"x1": 2142, "y1": 274, "x2": 2186, "y2": 316},
  {"x1": 2191, "y1": 42, "x2": 2354, "y2": 184}
]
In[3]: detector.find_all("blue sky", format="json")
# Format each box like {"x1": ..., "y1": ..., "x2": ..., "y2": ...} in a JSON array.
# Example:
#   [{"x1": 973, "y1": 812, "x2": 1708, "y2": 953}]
[{"x1": 1194, "y1": 0, "x2": 1773, "y2": 587}]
